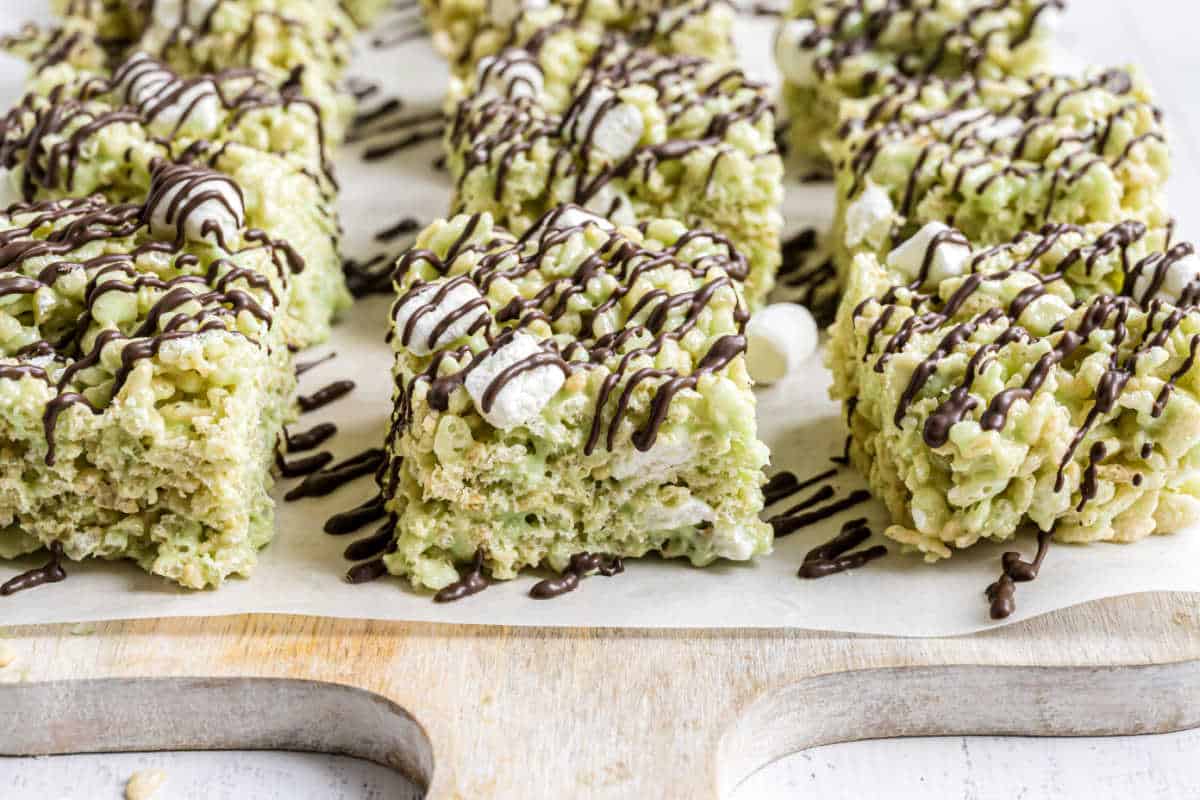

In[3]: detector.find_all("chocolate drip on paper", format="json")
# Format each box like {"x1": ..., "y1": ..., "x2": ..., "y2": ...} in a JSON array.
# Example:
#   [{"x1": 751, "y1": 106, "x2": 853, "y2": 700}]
[
  {"x1": 1, "y1": 542, "x2": 67, "y2": 596},
  {"x1": 987, "y1": 530, "x2": 1052, "y2": 620}
]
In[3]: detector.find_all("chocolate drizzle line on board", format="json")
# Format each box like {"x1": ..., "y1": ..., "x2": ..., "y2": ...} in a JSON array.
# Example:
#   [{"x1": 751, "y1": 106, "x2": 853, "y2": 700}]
[
  {"x1": 276, "y1": 449, "x2": 334, "y2": 478},
  {"x1": 325, "y1": 493, "x2": 388, "y2": 535},
  {"x1": 284, "y1": 448, "x2": 386, "y2": 501},
  {"x1": 769, "y1": 490, "x2": 872, "y2": 538},
  {"x1": 298, "y1": 380, "x2": 356, "y2": 412},
  {"x1": 1, "y1": 542, "x2": 67, "y2": 596},
  {"x1": 763, "y1": 468, "x2": 838, "y2": 507},
  {"x1": 987, "y1": 531, "x2": 1052, "y2": 620},
  {"x1": 798, "y1": 518, "x2": 887, "y2": 579},
  {"x1": 285, "y1": 422, "x2": 338, "y2": 453},
  {"x1": 295, "y1": 351, "x2": 337, "y2": 376},
  {"x1": 529, "y1": 552, "x2": 625, "y2": 599},
  {"x1": 434, "y1": 549, "x2": 490, "y2": 603}
]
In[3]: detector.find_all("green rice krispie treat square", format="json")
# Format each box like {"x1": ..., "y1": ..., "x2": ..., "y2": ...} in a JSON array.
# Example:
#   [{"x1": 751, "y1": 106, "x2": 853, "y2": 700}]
[
  {"x1": 19, "y1": 51, "x2": 342, "y2": 178},
  {"x1": 376, "y1": 207, "x2": 771, "y2": 591},
  {"x1": 0, "y1": 92, "x2": 349, "y2": 346},
  {"x1": 827, "y1": 221, "x2": 1200, "y2": 560},
  {"x1": 133, "y1": 0, "x2": 357, "y2": 135},
  {"x1": 433, "y1": 0, "x2": 736, "y2": 74},
  {"x1": 775, "y1": 0, "x2": 1064, "y2": 167},
  {"x1": 0, "y1": 183, "x2": 298, "y2": 589},
  {"x1": 1, "y1": 19, "x2": 112, "y2": 80},
  {"x1": 828, "y1": 68, "x2": 1169, "y2": 286},
  {"x1": 446, "y1": 42, "x2": 784, "y2": 307}
]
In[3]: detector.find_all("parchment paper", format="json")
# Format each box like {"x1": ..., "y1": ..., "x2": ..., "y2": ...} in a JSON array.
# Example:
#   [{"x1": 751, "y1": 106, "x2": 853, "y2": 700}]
[{"x1": 2, "y1": 8, "x2": 1198, "y2": 636}]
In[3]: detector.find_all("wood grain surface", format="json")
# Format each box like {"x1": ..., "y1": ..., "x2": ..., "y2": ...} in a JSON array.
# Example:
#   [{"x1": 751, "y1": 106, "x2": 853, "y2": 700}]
[{"x1": 3, "y1": 592, "x2": 1199, "y2": 798}]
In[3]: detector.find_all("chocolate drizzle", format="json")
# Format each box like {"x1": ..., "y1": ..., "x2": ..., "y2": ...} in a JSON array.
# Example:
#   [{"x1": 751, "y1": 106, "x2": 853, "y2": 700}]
[
  {"x1": 1, "y1": 542, "x2": 67, "y2": 596},
  {"x1": 284, "y1": 448, "x2": 385, "y2": 501},
  {"x1": 769, "y1": 490, "x2": 872, "y2": 538},
  {"x1": 529, "y1": 552, "x2": 624, "y2": 599},
  {"x1": 433, "y1": 549, "x2": 490, "y2": 602},
  {"x1": 285, "y1": 422, "x2": 338, "y2": 452},
  {"x1": 797, "y1": 518, "x2": 887, "y2": 579},
  {"x1": 325, "y1": 493, "x2": 388, "y2": 535},
  {"x1": 986, "y1": 531, "x2": 1052, "y2": 619},
  {"x1": 299, "y1": 380, "x2": 356, "y2": 412}
]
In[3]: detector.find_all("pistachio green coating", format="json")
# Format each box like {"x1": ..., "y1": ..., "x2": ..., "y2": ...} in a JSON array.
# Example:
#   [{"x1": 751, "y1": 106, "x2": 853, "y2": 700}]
[
  {"x1": 0, "y1": 196, "x2": 295, "y2": 588},
  {"x1": 778, "y1": 0, "x2": 1061, "y2": 167},
  {"x1": 828, "y1": 223, "x2": 1200, "y2": 559},
  {"x1": 380, "y1": 211, "x2": 771, "y2": 590}
]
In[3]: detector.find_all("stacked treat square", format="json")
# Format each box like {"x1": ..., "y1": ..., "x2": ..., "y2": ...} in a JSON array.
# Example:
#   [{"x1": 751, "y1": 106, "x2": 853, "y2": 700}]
[
  {"x1": 2, "y1": 0, "x2": 1197, "y2": 599},
  {"x1": 0, "y1": 0, "x2": 380, "y2": 587}
]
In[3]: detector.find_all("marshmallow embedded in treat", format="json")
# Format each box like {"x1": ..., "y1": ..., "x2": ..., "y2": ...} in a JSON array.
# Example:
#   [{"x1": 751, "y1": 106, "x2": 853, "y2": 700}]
[
  {"x1": 1129, "y1": 248, "x2": 1200, "y2": 306},
  {"x1": 774, "y1": 18, "x2": 822, "y2": 87},
  {"x1": 476, "y1": 50, "x2": 544, "y2": 101},
  {"x1": 487, "y1": 0, "x2": 547, "y2": 27},
  {"x1": 887, "y1": 222, "x2": 973, "y2": 287},
  {"x1": 932, "y1": 109, "x2": 1024, "y2": 143},
  {"x1": 465, "y1": 331, "x2": 567, "y2": 429},
  {"x1": 583, "y1": 183, "x2": 637, "y2": 226},
  {"x1": 1031, "y1": 1, "x2": 1064, "y2": 35},
  {"x1": 393, "y1": 277, "x2": 490, "y2": 356},
  {"x1": 640, "y1": 494, "x2": 716, "y2": 532},
  {"x1": 152, "y1": 0, "x2": 218, "y2": 27},
  {"x1": 535, "y1": 204, "x2": 614, "y2": 235},
  {"x1": 745, "y1": 303, "x2": 819, "y2": 385},
  {"x1": 844, "y1": 182, "x2": 896, "y2": 249},
  {"x1": 146, "y1": 163, "x2": 246, "y2": 246},
  {"x1": 610, "y1": 437, "x2": 692, "y2": 482},
  {"x1": 565, "y1": 83, "x2": 644, "y2": 165},
  {"x1": 114, "y1": 54, "x2": 222, "y2": 137}
]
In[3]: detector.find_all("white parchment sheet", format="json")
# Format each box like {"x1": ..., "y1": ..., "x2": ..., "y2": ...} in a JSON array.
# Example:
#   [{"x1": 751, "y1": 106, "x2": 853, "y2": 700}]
[{"x1": 2, "y1": 8, "x2": 1198, "y2": 636}]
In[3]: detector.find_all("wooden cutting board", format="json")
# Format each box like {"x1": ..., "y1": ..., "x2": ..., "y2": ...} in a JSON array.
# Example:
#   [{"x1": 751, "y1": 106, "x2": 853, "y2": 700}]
[{"x1": 3, "y1": 593, "x2": 1199, "y2": 798}]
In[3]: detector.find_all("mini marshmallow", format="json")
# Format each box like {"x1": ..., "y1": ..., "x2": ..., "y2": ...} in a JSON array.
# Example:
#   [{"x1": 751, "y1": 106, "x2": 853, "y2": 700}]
[
  {"x1": 532, "y1": 205, "x2": 613, "y2": 240},
  {"x1": 933, "y1": 110, "x2": 1024, "y2": 143},
  {"x1": 1130, "y1": 252, "x2": 1200, "y2": 306},
  {"x1": 142, "y1": 79, "x2": 222, "y2": 136},
  {"x1": 713, "y1": 523, "x2": 760, "y2": 561},
  {"x1": 610, "y1": 438, "x2": 692, "y2": 482},
  {"x1": 147, "y1": 167, "x2": 245, "y2": 245},
  {"x1": 488, "y1": 0, "x2": 547, "y2": 27},
  {"x1": 745, "y1": 303, "x2": 818, "y2": 385},
  {"x1": 393, "y1": 279, "x2": 489, "y2": 356},
  {"x1": 640, "y1": 495, "x2": 717, "y2": 532},
  {"x1": 1032, "y1": 2, "x2": 1063, "y2": 35},
  {"x1": 567, "y1": 85, "x2": 644, "y2": 164},
  {"x1": 887, "y1": 222, "x2": 973, "y2": 287},
  {"x1": 584, "y1": 184, "x2": 637, "y2": 226},
  {"x1": 465, "y1": 332, "x2": 566, "y2": 429},
  {"x1": 152, "y1": 0, "x2": 217, "y2": 26},
  {"x1": 774, "y1": 18, "x2": 822, "y2": 87},
  {"x1": 844, "y1": 182, "x2": 895, "y2": 249},
  {"x1": 476, "y1": 51, "x2": 544, "y2": 101}
]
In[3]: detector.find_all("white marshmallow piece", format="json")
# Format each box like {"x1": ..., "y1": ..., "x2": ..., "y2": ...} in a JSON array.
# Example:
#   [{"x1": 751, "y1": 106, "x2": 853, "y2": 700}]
[
  {"x1": 584, "y1": 183, "x2": 637, "y2": 226},
  {"x1": 887, "y1": 222, "x2": 973, "y2": 287},
  {"x1": 393, "y1": 279, "x2": 488, "y2": 356},
  {"x1": 1032, "y1": 2, "x2": 1063, "y2": 36},
  {"x1": 487, "y1": 0, "x2": 546, "y2": 27},
  {"x1": 640, "y1": 495, "x2": 716, "y2": 532},
  {"x1": 713, "y1": 524, "x2": 760, "y2": 561},
  {"x1": 844, "y1": 182, "x2": 895, "y2": 249},
  {"x1": 147, "y1": 170, "x2": 245, "y2": 245},
  {"x1": 745, "y1": 303, "x2": 818, "y2": 385},
  {"x1": 610, "y1": 438, "x2": 692, "y2": 482},
  {"x1": 1131, "y1": 252, "x2": 1200, "y2": 305},
  {"x1": 465, "y1": 332, "x2": 566, "y2": 429},
  {"x1": 933, "y1": 109, "x2": 1023, "y2": 143},
  {"x1": 774, "y1": 18, "x2": 821, "y2": 87},
  {"x1": 476, "y1": 51, "x2": 544, "y2": 101},
  {"x1": 532, "y1": 205, "x2": 613, "y2": 241},
  {"x1": 569, "y1": 85, "x2": 644, "y2": 165},
  {"x1": 152, "y1": 0, "x2": 217, "y2": 27}
]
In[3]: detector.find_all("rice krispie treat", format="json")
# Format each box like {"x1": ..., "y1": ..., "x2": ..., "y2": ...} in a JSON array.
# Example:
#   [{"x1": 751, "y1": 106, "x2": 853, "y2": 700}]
[
  {"x1": 377, "y1": 207, "x2": 771, "y2": 590},
  {"x1": 20, "y1": 51, "x2": 341, "y2": 178},
  {"x1": 446, "y1": 43, "x2": 784, "y2": 306},
  {"x1": 828, "y1": 221, "x2": 1200, "y2": 559},
  {"x1": 776, "y1": 0, "x2": 1064, "y2": 167},
  {"x1": 829, "y1": 68, "x2": 1169, "y2": 286},
  {"x1": 0, "y1": 91, "x2": 349, "y2": 346},
  {"x1": 0, "y1": 179, "x2": 298, "y2": 589},
  {"x1": 435, "y1": 0, "x2": 736, "y2": 74}
]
